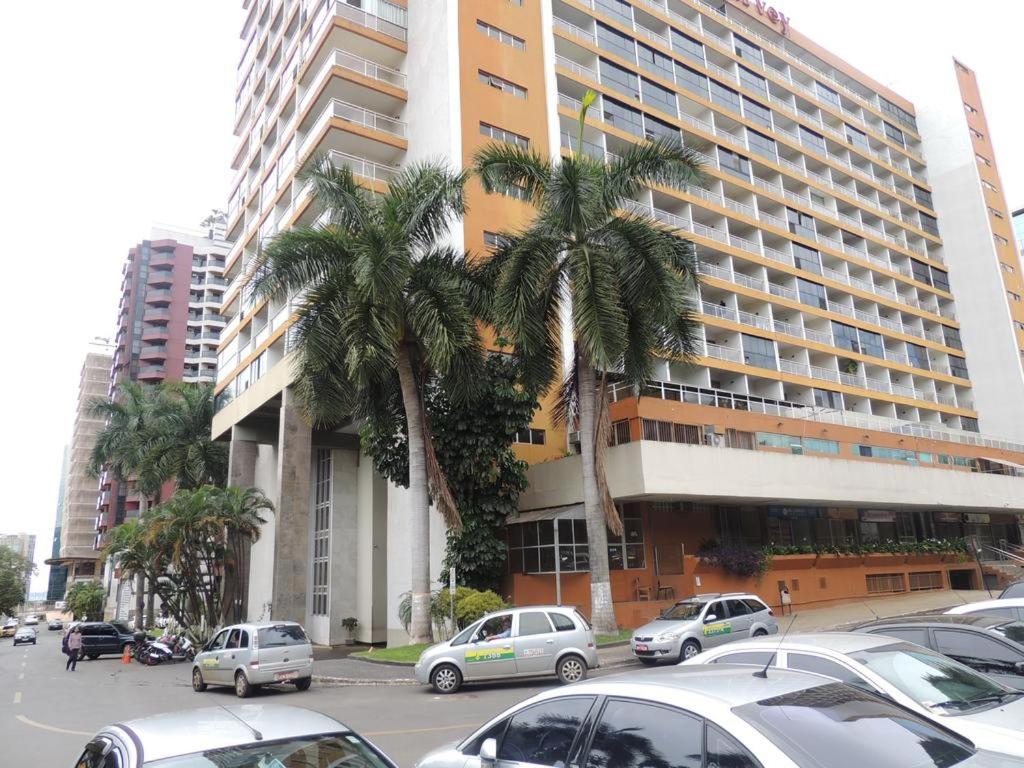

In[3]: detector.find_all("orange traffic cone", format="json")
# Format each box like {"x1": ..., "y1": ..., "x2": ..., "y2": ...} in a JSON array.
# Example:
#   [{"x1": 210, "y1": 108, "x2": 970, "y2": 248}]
[{"x1": 122, "y1": 646, "x2": 132, "y2": 665}]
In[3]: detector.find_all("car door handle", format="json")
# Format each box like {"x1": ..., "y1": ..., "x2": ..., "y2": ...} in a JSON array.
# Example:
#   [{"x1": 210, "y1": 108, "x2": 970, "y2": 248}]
[{"x1": 545, "y1": 639, "x2": 555, "y2": 644}]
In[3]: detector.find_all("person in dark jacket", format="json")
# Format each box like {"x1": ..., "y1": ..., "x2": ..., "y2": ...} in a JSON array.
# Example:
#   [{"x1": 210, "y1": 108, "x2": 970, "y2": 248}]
[{"x1": 65, "y1": 626, "x2": 83, "y2": 671}]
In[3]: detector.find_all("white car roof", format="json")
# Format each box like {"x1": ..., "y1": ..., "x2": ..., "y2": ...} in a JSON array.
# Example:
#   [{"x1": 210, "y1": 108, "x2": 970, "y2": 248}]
[
  {"x1": 946, "y1": 598, "x2": 1024, "y2": 614},
  {"x1": 689, "y1": 632, "x2": 896, "y2": 657}
]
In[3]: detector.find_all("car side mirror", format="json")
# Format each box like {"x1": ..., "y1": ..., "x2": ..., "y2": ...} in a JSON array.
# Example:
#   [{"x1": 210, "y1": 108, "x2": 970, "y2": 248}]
[
  {"x1": 704, "y1": 614, "x2": 718, "y2": 624},
  {"x1": 480, "y1": 738, "x2": 497, "y2": 764},
  {"x1": 1014, "y1": 661, "x2": 1024, "y2": 675}
]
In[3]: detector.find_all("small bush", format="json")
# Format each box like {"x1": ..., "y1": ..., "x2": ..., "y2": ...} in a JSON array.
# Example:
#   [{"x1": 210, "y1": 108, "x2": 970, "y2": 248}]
[
  {"x1": 699, "y1": 546, "x2": 768, "y2": 579},
  {"x1": 453, "y1": 589, "x2": 507, "y2": 628}
]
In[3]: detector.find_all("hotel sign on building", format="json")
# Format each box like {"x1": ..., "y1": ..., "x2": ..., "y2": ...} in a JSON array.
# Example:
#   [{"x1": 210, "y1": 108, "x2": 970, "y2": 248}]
[{"x1": 727, "y1": 0, "x2": 792, "y2": 35}]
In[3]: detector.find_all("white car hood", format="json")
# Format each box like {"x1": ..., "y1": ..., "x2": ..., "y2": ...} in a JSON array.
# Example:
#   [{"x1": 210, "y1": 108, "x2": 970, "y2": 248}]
[{"x1": 944, "y1": 699, "x2": 1024, "y2": 758}]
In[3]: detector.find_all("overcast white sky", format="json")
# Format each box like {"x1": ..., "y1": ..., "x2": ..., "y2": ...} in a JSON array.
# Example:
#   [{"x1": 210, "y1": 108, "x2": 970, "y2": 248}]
[{"x1": 0, "y1": 2, "x2": 1020, "y2": 593}]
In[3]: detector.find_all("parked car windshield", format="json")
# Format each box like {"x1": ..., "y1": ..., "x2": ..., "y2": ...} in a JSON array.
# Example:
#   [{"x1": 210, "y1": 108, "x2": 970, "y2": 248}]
[
  {"x1": 991, "y1": 621, "x2": 1024, "y2": 645},
  {"x1": 144, "y1": 732, "x2": 392, "y2": 768},
  {"x1": 999, "y1": 582, "x2": 1024, "y2": 599},
  {"x1": 258, "y1": 625, "x2": 309, "y2": 648},
  {"x1": 111, "y1": 622, "x2": 133, "y2": 634},
  {"x1": 734, "y1": 682, "x2": 975, "y2": 768},
  {"x1": 659, "y1": 601, "x2": 706, "y2": 621},
  {"x1": 849, "y1": 642, "x2": 1020, "y2": 713}
]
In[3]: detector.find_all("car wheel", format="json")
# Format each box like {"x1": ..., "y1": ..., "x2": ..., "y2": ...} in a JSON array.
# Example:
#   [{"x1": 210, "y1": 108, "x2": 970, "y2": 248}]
[
  {"x1": 430, "y1": 664, "x2": 462, "y2": 694},
  {"x1": 752, "y1": 628, "x2": 768, "y2": 638},
  {"x1": 87, "y1": 653, "x2": 100, "y2": 660},
  {"x1": 294, "y1": 677, "x2": 312, "y2": 691},
  {"x1": 679, "y1": 639, "x2": 701, "y2": 662},
  {"x1": 638, "y1": 658, "x2": 658, "y2": 666},
  {"x1": 556, "y1": 654, "x2": 587, "y2": 685},
  {"x1": 235, "y1": 671, "x2": 253, "y2": 698},
  {"x1": 192, "y1": 668, "x2": 207, "y2": 692}
]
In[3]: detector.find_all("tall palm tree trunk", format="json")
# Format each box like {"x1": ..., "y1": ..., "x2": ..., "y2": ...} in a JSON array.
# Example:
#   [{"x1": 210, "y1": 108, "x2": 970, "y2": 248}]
[
  {"x1": 134, "y1": 493, "x2": 148, "y2": 630},
  {"x1": 577, "y1": 358, "x2": 618, "y2": 635},
  {"x1": 397, "y1": 344, "x2": 433, "y2": 644}
]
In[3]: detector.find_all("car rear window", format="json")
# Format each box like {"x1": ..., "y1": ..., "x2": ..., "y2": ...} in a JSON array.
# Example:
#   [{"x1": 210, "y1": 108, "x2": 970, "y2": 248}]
[
  {"x1": 258, "y1": 625, "x2": 309, "y2": 647},
  {"x1": 549, "y1": 612, "x2": 577, "y2": 632},
  {"x1": 734, "y1": 682, "x2": 974, "y2": 768},
  {"x1": 573, "y1": 609, "x2": 592, "y2": 630},
  {"x1": 992, "y1": 621, "x2": 1024, "y2": 645}
]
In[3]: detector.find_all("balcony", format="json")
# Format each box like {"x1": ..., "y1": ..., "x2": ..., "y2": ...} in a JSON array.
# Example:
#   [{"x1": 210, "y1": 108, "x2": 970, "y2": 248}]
[
  {"x1": 149, "y1": 252, "x2": 177, "y2": 268},
  {"x1": 206, "y1": 276, "x2": 229, "y2": 287},
  {"x1": 332, "y1": 0, "x2": 407, "y2": 42},
  {"x1": 148, "y1": 269, "x2": 174, "y2": 287},
  {"x1": 141, "y1": 326, "x2": 170, "y2": 342},
  {"x1": 137, "y1": 365, "x2": 166, "y2": 381},
  {"x1": 143, "y1": 308, "x2": 172, "y2": 323},
  {"x1": 145, "y1": 288, "x2": 173, "y2": 304},
  {"x1": 139, "y1": 344, "x2": 167, "y2": 361}
]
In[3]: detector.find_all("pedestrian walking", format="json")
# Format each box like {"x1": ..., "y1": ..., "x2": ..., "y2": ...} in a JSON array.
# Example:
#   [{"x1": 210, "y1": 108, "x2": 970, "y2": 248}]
[{"x1": 66, "y1": 626, "x2": 82, "y2": 671}]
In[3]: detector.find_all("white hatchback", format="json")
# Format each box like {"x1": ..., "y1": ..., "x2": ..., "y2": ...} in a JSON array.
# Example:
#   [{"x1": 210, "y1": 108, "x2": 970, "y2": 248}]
[{"x1": 192, "y1": 621, "x2": 314, "y2": 698}]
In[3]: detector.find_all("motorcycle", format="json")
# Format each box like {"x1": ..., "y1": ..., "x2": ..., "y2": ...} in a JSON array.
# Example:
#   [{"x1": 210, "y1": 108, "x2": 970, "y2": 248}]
[{"x1": 146, "y1": 632, "x2": 195, "y2": 664}]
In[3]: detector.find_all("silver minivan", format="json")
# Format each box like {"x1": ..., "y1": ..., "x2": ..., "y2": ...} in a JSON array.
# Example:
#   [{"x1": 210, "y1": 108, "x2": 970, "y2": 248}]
[
  {"x1": 414, "y1": 605, "x2": 599, "y2": 693},
  {"x1": 191, "y1": 621, "x2": 314, "y2": 698}
]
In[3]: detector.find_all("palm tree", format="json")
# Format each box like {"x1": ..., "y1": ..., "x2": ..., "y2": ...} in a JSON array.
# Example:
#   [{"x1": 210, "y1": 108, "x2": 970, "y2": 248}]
[
  {"x1": 150, "y1": 382, "x2": 228, "y2": 490},
  {"x1": 473, "y1": 93, "x2": 704, "y2": 634},
  {"x1": 215, "y1": 486, "x2": 275, "y2": 625},
  {"x1": 251, "y1": 157, "x2": 485, "y2": 643},
  {"x1": 89, "y1": 381, "x2": 165, "y2": 629}
]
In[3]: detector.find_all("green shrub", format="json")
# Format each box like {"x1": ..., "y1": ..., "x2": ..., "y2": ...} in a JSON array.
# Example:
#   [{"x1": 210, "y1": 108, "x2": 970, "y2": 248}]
[{"x1": 453, "y1": 589, "x2": 507, "y2": 628}]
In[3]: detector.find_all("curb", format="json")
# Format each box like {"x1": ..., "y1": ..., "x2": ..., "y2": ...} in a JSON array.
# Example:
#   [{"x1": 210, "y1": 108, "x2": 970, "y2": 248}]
[
  {"x1": 314, "y1": 675, "x2": 417, "y2": 687},
  {"x1": 349, "y1": 655, "x2": 416, "y2": 668}
]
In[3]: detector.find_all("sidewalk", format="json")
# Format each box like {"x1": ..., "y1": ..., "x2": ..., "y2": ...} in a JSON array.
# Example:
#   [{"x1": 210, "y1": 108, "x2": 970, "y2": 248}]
[{"x1": 313, "y1": 588, "x2": 994, "y2": 684}]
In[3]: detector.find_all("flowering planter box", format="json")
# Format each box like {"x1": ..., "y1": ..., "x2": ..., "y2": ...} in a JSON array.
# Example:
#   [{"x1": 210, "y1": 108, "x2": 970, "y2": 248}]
[
  {"x1": 862, "y1": 553, "x2": 904, "y2": 567},
  {"x1": 813, "y1": 553, "x2": 864, "y2": 569},
  {"x1": 766, "y1": 554, "x2": 817, "y2": 571}
]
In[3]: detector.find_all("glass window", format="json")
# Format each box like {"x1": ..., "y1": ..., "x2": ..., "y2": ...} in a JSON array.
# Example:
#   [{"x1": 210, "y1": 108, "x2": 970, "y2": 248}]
[
  {"x1": 672, "y1": 30, "x2": 704, "y2": 65},
  {"x1": 742, "y1": 334, "x2": 777, "y2": 370},
  {"x1": 675, "y1": 62, "x2": 708, "y2": 99},
  {"x1": 831, "y1": 322, "x2": 860, "y2": 353},
  {"x1": 595, "y1": 0, "x2": 633, "y2": 24},
  {"x1": 744, "y1": 598, "x2": 769, "y2": 614},
  {"x1": 800, "y1": 126, "x2": 827, "y2": 156},
  {"x1": 501, "y1": 698, "x2": 594, "y2": 766},
  {"x1": 746, "y1": 129, "x2": 777, "y2": 160},
  {"x1": 258, "y1": 624, "x2": 309, "y2": 647},
  {"x1": 710, "y1": 650, "x2": 776, "y2": 666},
  {"x1": 803, "y1": 437, "x2": 839, "y2": 454},
  {"x1": 718, "y1": 147, "x2": 751, "y2": 181},
  {"x1": 705, "y1": 724, "x2": 759, "y2": 768},
  {"x1": 949, "y1": 356, "x2": 969, "y2": 379},
  {"x1": 238, "y1": 630, "x2": 249, "y2": 649},
  {"x1": 608, "y1": 505, "x2": 645, "y2": 570},
  {"x1": 602, "y1": 97, "x2": 644, "y2": 136},
  {"x1": 787, "y1": 653, "x2": 871, "y2": 689},
  {"x1": 739, "y1": 66, "x2": 767, "y2": 96},
  {"x1": 787, "y1": 208, "x2": 816, "y2": 239},
  {"x1": 942, "y1": 326, "x2": 963, "y2": 351},
  {"x1": 587, "y1": 700, "x2": 702, "y2": 768},
  {"x1": 733, "y1": 35, "x2": 762, "y2": 63},
  {"x1": 734, "y1": 682, "x2": 973, "y2": 768},
  {"x1": 600, "y1": 58, "x2": 639, "y2": 100},
  {"x1": 934, "y1": 630, "x2": 1024, "y2": 667},
  {"x1": 884, "y1": 122, "x2": 905, "y2": 148},
  {"x1": 559, "y1": 518, "x2": 589, "y2": 573},
  {"x1": 920, "y1": 213, "x2": 939, "y2": 236},
  {"x1": 710, "y1": 81, "x2": 741, "y2": 114},
  {"x1": 641, "y1": 78, "x2": 676, "y2": 116},
  {"x1": 906, "y1": 343, "x2": 929, "y2": 370},
  {"x1": 797, "y1": 278, "x2": 827, "y2": 309},
  {"x1": 549, "y1": 612, "x2": 577, "y2": 632},
  {"x1": 644, "y1": 114, "x2": 680, "y2": 142},
  {"x1": 149, "y1": 734, "x2": 397, "y2": 768},
  {"x1": 742, "y1": 97, "x2": 772, "y2": 129},
  {"x1": 225, "y1": 629, "x2": 241, "y2": 649},
  {"x1": 858, "y1": 329, "x2": 884, "y2": 359},
  {"x1": 793, "y1": 244, "x2": 822, "y2": 275},
  {"x1": 517, "y1": 611, "x2": 553, "y2": 637},
  {"x1": 930, "y1": 266, "x2": 949, "y2": 292},
  {"x1": 961, "y1": 417, "x2": 979, "y2": 432},
  {"x1": 726, "y1": 599, "x2": 751, "y2": 617},
  {"x1": 816, "y1": 81, "x2": 840, "y2": 106},
  {"x1": 879, "y1": 96, "x2": 918, "y2": 132},
  {"x1": 914, "y1": 185, "x2": 933, "y2": 209},
  {"x1": 208, "y1": 630, "x2": 229, "y2": 651},
  {"x1": 480, "y1": 122, "x2": 529, "y2": 149},
  {"x1": 813, "y1": 388, "x2": 843, "y2": 409},
  {"x1": 596, "y1": 22, "x2": 635, "y2": 61},
  {"x1": 869, "y1": 627, "x2": 929, "y2": 647},
  {"x1": 637, "y1": 43, "x2": 673, "y2": 81},
  {"x1": 478, "y1": 70, "x2": 526, "y2": 98},
  {"x1": 845, "y1": 125, "x2": 868, "y2": 150}
]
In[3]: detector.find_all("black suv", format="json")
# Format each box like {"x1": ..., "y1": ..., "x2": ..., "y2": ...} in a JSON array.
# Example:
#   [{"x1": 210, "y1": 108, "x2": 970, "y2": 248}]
[{"x1": 76, "y1": 622, "x2": 137, "y2": 659}]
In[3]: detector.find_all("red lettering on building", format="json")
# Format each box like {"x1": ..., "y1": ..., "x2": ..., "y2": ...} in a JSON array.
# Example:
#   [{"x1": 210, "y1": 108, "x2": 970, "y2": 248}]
[{"x1": 727, "y1": 0, "x2": 790, "y2": 36}]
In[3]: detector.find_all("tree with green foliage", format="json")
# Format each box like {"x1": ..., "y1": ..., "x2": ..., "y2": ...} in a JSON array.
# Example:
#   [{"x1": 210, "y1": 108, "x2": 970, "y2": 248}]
[
  {"x1": 251, "y1": 156, "x2": 488, "y2": 643},
  {"x1": 473, "y1": 92, "x2": 704, "y2": 633},
  {"x1": 0, "y1": 548, "x2": 34, "y2": 617},
  {"x1": 64, "y1": 580, "x2": 106, "y2": 621},
  {"x1": 362, "y1": 354, "x2": 535, "y2": 592}
]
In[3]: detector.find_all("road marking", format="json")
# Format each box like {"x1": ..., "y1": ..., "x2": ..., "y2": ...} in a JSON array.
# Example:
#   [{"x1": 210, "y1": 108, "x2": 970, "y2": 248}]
[
  {"x1": 364, "y1": 722, "x2": 477, "y2": 737},
  {"x1": 15, "y1": 715, "x2": 92, "y2": 736},
  {"x1": 13, "y1": 692, "x2": 21, "y2": 704}
]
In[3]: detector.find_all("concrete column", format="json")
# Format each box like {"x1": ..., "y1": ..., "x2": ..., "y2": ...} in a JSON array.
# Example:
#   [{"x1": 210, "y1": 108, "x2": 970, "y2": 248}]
[
  {"x1": 356, "y1": 457, "x2": 389, "y2": 643},
  {"x1": 225, "y1": 432, "x2": 259, "y2": 625},
  {"x1": 327, "y1": 447, "x2": 359, "y2": 645},
  {"x1": 271, "y1": 388, "x2": 313, "y2": 623}
]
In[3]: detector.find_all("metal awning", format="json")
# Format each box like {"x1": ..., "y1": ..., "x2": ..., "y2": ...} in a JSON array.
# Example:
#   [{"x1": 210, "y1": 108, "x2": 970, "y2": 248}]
[
  {"x1": 979, "y1": 456, "x2": 1024, "y2": 473},
  {"x1": 506, "y1": 503, "x2": 585, "y2": 525}
]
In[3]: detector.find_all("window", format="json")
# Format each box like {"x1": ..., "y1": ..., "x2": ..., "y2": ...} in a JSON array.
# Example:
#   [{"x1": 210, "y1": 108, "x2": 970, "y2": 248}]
[
  {"x1": 989, "y1": 206, "x2": 1005, "y2": 219},
  {"x1": 879, "y1": 96, "x2": 918, "y2": 132},
  {"x1": 982, "y1": 179, "x2": 998, "y2": 193},
  {"x1": 597, "y1": 22, "x2": 635, "y2": 61},
  {"x1": 644, "y1": 114, "x2": 679, "y2": 142},
  {"x1": 602, "y1": 97, "x2": 643, "y2": 136},
  {"x1": 832, "y1": 321, "x2": 860, "y2": 353},
  {"x1": 815, "y1": 81, "x2": 840, "y2": 107},
  {"x1": 793, "y1": 244, "x2": 822, "y2": 275},
  {"x1": 949, "y1": 355, "x2": 969, "y2": 378},
  {"x1": 746, "y1": 128, "x2": 777, "y2": 160},
  {"x1": 930, "y1": 266, "x2": 949, "y2": 292},
  {"x1": 920, "y1": 213, "x2": 939, "y2": 236},
  {"x1": 595, "y1": 0, "x2": 633, "y2": 24},
  {"x1": 797, "y1": 278, "x2": 827, "y2": 309},
  {"x1": 641, "y1": 78, "x2": 676, "y2": 115},
  {"x1": 607, "y1": 505, "x2": 645, "y2": 570},
  {"x1": 739, "y1": 66, "x2": 767, "y2": 97},
  {"x1": 726, "y1": 598, "x2": 751, "y2": 616},
  {"x1": 787, "y1": 208, "x2": 816, "y2": 239},
  {"x1": 742, "y1": 97, "x2": 772, "y2": 129},
  {"x1": 476, "y1": 20, "x2": 524, "y2": 50},
  {"x1": 675, "y1": 62, "x2": 708, "y2": 99},
  {"x1": 549, "y1": 612, "x2": 576, "y2": 632},
  {"x1": 961, "y1": 416, "x2": 979, "y2": 432},
  {"x1": 813, "y1": 388, "x2": 843, "y2": 409},
  {"x1": 501, "y1": 698, "x2": 595, "y2": 766},
  {"x1": 996, "y1": 234, "x2": 1010, "y2": 246},
  {"x1": 883, "y1": 122, "x2": 905, "y2": 147},
  {"x1": 976, "y1": 153, "x2": 992, "y2": 167},
  {"x1": 510, "y1": 521, "x2": 554, "y2": 573},
  {"x1": 858, "y1": 329, "x2": 884, "y2": 359},
  {"x1": 705, "y1": 725, "x2": 759, "y2": 768},
  {"x1": 600, "y1": 58, "x2": 639, "y2": 100},
  {"x1": 804, "y1": 437, "x2": 840, "y2": 454},
  {"x1": 496, "y1": 181, "x2": 530, "y2": 200},
  {"x1": 1003, "y1": 263, "x2": 1017, "y2": 275},
  {"x1": 742, "y1": 334, "x2": 777, "y2": 369},
  {"x1": 559, "y1": 518, "x2": 590, "y2": 572},
  {"x1": 913, "y1": 185, "x2": 933, "y2": 209},
  {"x1": 964, "y1": 102, "x2": 978, "y2": 115},
  {"x1": 480, "y1": 122, "x2": 529, "y2": 148},
  {"x1": 910, "y1": 258, "x2": 932, "y2": 285},
  {"x1": 483, "y1": 231, "x2": 510, "y2": 250},
  {"x1": 478, "y1": 70, "x2": 526, "y2": 98},
  {"x1": 258, "y1": 624, "x2": 309, "y2": 647},
  {"x1": 1009, "y1": 291, "x2": 1022, "y2": 302},
  {"x1": 514, "y1": 427, "x2": 546, "y2": 445},
  {"x1": 933, "y1": 631, "x2": 1024, "y2": 670},
  {"x1": 710, "y1": 81, "x2": 741, "y2": 114},
  {"x1": 710, "y1": 650, "x2": 776, "y2": 666},
  {"x1": 906, "y1": 343, "x2": 929, "y2": 371},
  {"x1": 845, "y1": 125, "x2": 868, "y2": 150},
  {"x1": 869, "y1": 627, "x2": 929, "y2": 646},
  {"x1": 787, "y1": 653, "x2": 872, "y2": 689},
  {"x1": 718, "y1": 147, "x2": 751, "y2": 181},
  {"x1": 733, "y1": 34, "x2": 763, "y2": 63},
  {"x1": 672, "y1": 29, "x2": 704, "y2": 65},
  {"x1": 517, "y1": 611, "x2": 553, "y2": 637},
  {"x1": 637, "y1": 42, "x2": 673, "y2": 81},
  {"x1": 587, "y1": 700, "x2": 702, "y2": 768},
  {"x1": 942, "y1": 326, "x2": 963, "y2": 351},
  {"x1": 800, "y1": 126, "x2": 826, "y2": 156}
]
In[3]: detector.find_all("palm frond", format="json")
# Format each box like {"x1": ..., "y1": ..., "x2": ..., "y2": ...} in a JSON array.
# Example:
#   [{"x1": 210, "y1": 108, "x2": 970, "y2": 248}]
[
  {"x1": 567, "y1": 242, "x2": 627, "y2": 369},
  {"x1": 472, "y1": 142, "x2": 551, "y2": 205},
  {"x1": 250, "y1": 226, "x2": 356, "y2": 303},
  {"x1": 383, "y1": 161, "x2": 468, "y2": 253},
  {"x1": 602, "y1": 137, "x2": 705, "y2": 209}
]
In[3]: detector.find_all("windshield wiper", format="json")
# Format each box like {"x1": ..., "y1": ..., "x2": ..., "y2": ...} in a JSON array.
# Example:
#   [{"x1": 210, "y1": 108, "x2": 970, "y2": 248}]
[{"x1": 964, "y1": 691, "x2": 1022, "y2": 707}]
